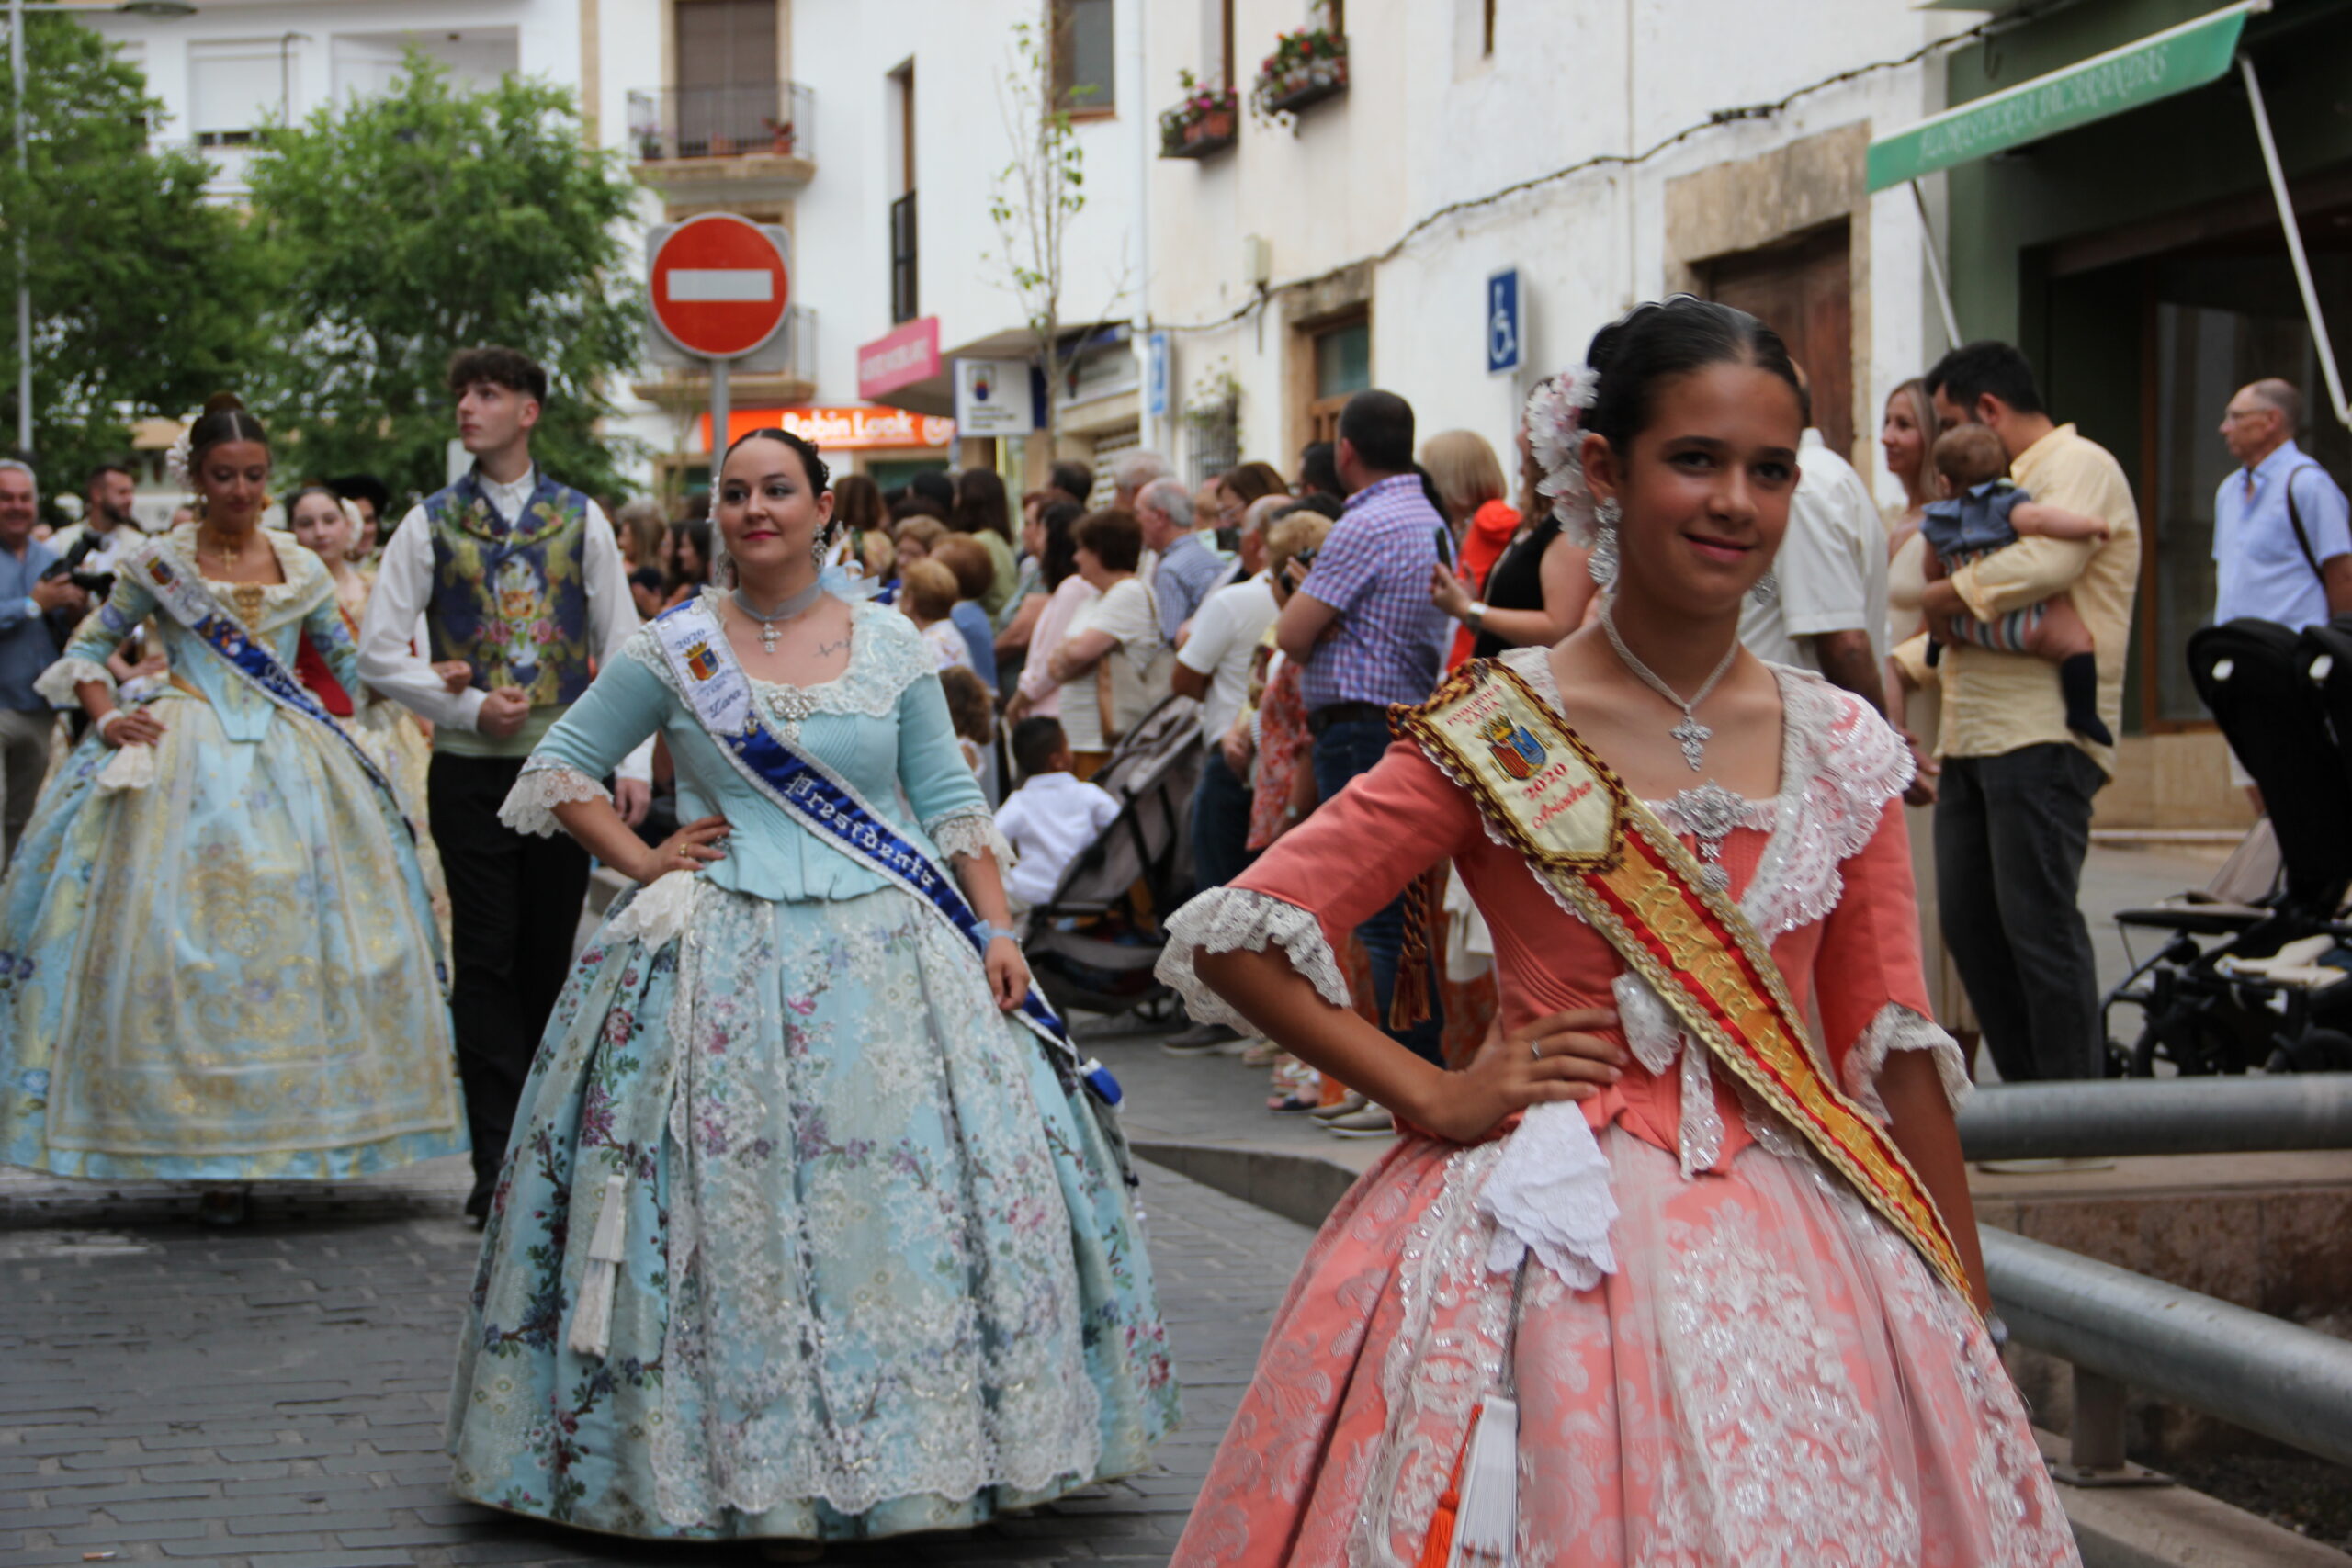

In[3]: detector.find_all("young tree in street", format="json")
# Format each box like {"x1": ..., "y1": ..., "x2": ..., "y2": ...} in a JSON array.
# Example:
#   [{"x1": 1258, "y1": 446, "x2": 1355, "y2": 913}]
[
  {"x1": 987, "y1": 8, "x2": 1093, "y2": 449},
  {"x1": 0, "y1": 14, "x2": 266, "y2": 512},
  {"x1": 245, "y1": 56, "x2": 645, "y2": 506}
]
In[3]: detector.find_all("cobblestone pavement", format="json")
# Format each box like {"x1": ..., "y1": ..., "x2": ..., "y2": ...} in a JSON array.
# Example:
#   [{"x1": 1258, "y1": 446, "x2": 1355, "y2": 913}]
[{"x1": 0, "y1": 1156, "x2": 1311, "y2": 1567}]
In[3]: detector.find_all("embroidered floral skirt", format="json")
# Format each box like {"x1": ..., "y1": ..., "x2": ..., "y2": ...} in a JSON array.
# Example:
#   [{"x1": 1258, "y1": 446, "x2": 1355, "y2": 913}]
[
  {"x1": 447, "y1": 880, "x2": 1179, "y2": 1541},
  {"x1": 0, "y1": 695, "x2": 463, "y2": 1180},
  {"x1": 1175, "y1": 1125, "x2": 2079, "y2": 1568}
]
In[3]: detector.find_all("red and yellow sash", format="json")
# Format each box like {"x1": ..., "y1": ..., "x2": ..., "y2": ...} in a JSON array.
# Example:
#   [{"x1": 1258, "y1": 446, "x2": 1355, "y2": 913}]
[{"x1": 1396, "y1": 660, "x2": 1975, "y2": 1308}]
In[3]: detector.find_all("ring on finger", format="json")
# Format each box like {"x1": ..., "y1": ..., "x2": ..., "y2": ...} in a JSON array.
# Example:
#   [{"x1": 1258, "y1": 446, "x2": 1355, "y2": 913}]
[{"x1": 1530, "y1": 1040, "x2": 1543, "y2": 1062}]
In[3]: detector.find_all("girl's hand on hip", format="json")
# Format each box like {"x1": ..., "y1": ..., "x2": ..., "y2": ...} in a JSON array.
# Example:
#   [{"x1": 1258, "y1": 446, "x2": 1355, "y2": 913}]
[{"x1": 1416, "y1": 1006, "x2": 1623, "y2": 1144}]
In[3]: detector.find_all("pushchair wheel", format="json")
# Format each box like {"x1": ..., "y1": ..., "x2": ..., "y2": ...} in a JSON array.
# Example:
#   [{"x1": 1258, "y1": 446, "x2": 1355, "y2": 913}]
[{"x1": 2273, "y1": 1028, "x2": 2352, "y2": 1074}]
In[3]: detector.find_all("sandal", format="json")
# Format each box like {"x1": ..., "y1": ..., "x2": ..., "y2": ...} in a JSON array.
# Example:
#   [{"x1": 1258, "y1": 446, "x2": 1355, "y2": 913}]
[{"x1": 1266, "y1": 1092, "x2": 1318, "y2": 1113}]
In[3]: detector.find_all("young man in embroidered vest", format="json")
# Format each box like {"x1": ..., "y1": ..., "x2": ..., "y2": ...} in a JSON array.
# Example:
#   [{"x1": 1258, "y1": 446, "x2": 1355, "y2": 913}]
[{"x1": 358, "y1": 345, "x2": 650, "y2": 1223}]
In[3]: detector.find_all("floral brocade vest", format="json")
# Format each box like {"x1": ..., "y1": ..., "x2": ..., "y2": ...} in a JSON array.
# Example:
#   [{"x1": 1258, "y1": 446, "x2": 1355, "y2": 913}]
[{"x1": 424, "y1": 468, "x2": 594, "y2": 707}]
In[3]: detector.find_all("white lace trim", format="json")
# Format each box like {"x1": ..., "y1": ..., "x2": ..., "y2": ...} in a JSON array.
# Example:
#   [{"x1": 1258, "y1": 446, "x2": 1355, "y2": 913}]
[
  {"x1": 1841, "y1": 1002, "x2": 1973, "y2": 1122},
  {"x1": 927, "y1": 807, "x2": 1013, "y2": 868},
  {"x1": 601, "y1": 870, "x2": 701, "y2": 949},
  {"x1": 1476, "y1": 1100, "x2": 1619, "y2": 1289},
  {"x1": 628, "y1": 596, "x2": 933, "y2": 727},
  {"x1": 1157, "y1": 886, "x2": 1351, "y2": 1033},
  {"x1": 36, "y1": 656, "x2": 115, "y2": 707},
  {"x1": 496, "y1": 761, "x2": 609, "y2": 838}
]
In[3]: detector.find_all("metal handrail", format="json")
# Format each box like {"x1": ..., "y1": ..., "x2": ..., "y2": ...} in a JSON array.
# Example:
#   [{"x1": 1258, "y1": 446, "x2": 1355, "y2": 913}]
[
  {"x1": 1957, "y1": 1076, "x2": 2352, "y2": 1161},
  {"x1": 628, "y1": 82, "x2": 815, "y2": 164},
  {"x1": 1984, "y1": 1227, "x2": 2352, "y2": 1472}
]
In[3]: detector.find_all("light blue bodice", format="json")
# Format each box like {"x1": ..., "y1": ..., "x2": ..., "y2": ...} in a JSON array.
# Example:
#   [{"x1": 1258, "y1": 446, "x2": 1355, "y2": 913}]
[{"x1": 514, "y1": 597, "x2": 996, "y2": 903}]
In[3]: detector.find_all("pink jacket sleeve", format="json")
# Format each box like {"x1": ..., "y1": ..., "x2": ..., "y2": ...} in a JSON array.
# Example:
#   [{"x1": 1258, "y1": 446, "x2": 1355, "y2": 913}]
[{"x1": 1809, "y1": 796, "x2": 1956, "y2": 1104}]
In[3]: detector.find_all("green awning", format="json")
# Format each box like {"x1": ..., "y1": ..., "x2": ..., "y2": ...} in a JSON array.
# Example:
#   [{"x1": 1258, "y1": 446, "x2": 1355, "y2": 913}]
[{"x1": 1867, "y1": 0, "x2": 2267, "y2": 191}]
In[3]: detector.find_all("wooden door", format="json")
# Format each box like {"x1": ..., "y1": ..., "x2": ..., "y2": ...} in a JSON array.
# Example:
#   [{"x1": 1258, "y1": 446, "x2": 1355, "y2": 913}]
[{"x1": 1704, "y1": 221, "x2": 1854, "y2": 459}]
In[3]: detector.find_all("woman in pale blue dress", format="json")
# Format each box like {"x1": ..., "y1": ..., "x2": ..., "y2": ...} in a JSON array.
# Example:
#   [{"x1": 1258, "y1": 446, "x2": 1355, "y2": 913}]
[
  {"x1": 447, "y1": 427, "x2": 1176, "y2": 1547},
  {"x1": 0, "y1": 395, "x2": 462, "y2": 1221}
]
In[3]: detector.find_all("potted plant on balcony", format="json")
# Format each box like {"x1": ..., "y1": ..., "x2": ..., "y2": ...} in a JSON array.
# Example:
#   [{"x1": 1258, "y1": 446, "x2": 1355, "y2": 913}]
[
  {"x1": 1159, "y1": 70, "x2": 1238, "y2": 159},
  {"x1": 1251, "y1": 12, "x2": 1348, "y2": 123},
  {"x1": 763, "y1": 116, "x2": 797, "y2": 156}
]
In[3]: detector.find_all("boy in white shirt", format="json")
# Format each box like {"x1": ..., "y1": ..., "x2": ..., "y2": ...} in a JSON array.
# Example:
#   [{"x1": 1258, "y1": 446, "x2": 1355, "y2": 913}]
[{"x1": 995, "y1": 716, "x2": 1121, "y2": 912}]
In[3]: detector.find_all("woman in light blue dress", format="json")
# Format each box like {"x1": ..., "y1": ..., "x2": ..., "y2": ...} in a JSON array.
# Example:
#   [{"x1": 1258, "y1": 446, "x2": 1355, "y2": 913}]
[
  {"x1": 0, "y1": 395, "x2": 463, "y2": 1219},
  {"x1": 447, "y1": 427, "x2": 1176, "y2": 1546}
]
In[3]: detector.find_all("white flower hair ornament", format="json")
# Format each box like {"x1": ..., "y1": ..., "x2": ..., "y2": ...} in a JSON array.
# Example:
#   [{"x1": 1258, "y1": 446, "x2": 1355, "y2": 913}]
[
  {"x1": 164, "y1": 424, "x2": 195, "y2": 490},
  {"x1": 1524, "y1": 363, "x2": 1603, "y2": 546}
]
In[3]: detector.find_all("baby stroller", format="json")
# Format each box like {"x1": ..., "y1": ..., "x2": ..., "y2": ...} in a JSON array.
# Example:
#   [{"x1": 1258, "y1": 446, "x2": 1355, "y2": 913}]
[
  {"x1": 1021, "y1": 694, "x2": 1204, "y2": 1021},
  {"x1": 2099, "y1": 617, "x2": 2352, "y2": 1075}
]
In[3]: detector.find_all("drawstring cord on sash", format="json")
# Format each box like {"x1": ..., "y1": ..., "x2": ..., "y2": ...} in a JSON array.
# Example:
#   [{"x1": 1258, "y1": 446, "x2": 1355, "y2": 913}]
[{"x1": 1389, "y1": 865, "x2": 1448, "y2": 1032}]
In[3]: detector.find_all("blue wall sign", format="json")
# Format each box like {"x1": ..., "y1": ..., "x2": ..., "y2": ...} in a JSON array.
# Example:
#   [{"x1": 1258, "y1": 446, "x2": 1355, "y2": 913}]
[{"x1": 1487, "y1": 269, "x2": 1521, "y2": 377}]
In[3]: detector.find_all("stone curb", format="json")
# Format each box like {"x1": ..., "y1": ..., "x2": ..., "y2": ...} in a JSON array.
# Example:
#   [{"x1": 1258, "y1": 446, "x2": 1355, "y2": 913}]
[{"x1": 1128, "y1": 1139, "x2": 2352, "y2": 1568}]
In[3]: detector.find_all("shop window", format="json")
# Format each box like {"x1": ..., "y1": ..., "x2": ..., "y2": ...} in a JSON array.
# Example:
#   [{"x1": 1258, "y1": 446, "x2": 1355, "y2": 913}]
[{"x1": 1051, "y1": 0, "x2": 1116, "y2": 116}]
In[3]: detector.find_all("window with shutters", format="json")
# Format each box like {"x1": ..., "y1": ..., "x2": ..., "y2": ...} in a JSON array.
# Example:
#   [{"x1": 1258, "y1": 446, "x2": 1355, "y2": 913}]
[
  {"x1": 673, "y1": 0, "x2": 780, "y2": 158},
  {"x1": 189, "y1": 43, "x2": 284, "y2": 147}
]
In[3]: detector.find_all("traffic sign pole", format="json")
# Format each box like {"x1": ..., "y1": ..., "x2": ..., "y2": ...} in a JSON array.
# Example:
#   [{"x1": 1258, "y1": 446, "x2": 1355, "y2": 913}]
[{"x1": 710, "y1": 355, "x2": 730, "y2": 478}]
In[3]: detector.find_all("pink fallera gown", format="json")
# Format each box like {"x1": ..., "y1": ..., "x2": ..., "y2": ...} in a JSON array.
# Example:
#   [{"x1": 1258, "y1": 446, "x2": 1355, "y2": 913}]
[{"x1": 1157, "y1": 649, "x2": 2078, "y2": 1568}]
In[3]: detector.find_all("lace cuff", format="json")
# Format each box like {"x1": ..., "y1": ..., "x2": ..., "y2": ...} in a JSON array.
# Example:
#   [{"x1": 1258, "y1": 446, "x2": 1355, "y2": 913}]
[
  {"x1": 1157, "y1": 886, "x2": 1350, "y2": 1032},
  {"x1": 36, "y1": 657, "x2": 113, "y2": 708},
  {"x1": 1478, "y1": 1100, "x2": 1619, "y2": 1289},
  {"x1": 498, "y1": 762, "x2": 609, "y2": 839},
  {"x1": 927, "y1": 807, "x2": 1014, "y2": 868},
  {"x1": 1841, "y1": 1002, "x2": 1973, "y2": 1122}
]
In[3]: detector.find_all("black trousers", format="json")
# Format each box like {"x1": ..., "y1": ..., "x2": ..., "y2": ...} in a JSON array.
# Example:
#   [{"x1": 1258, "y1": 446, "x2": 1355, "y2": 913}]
[
  {"x1": 428, "y1": 751, "x2": 593, "y2": 1198},
  {"x1": 1934, "y1": 742, "x2": 2105, "y2": 1083}
]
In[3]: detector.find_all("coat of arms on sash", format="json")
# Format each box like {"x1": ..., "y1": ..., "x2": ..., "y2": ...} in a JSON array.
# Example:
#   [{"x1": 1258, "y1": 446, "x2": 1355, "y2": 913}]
[
  {"x1": 1482, "y1": 713, "x2": 1547, "y2": 780},
  {"x1": 684, "y1": 638, "x2": 720, "y2": 682}
]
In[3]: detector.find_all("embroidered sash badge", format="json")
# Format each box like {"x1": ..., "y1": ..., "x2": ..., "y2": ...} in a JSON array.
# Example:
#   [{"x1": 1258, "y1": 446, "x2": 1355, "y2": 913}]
[{"x1": 1398, "y1": 659, "x2": 1976, "y2": 1310}]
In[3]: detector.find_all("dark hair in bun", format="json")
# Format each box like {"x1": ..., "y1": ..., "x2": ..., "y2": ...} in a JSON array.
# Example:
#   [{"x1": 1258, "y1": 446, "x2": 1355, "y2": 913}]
[
  {"x1": 187, "y1": 391, "x2": 268, "y2": 469},
  {"x1": 1582, "y1": 296, "x2": 1802, "y2": 456},
  {"x1": 723, "y1": 425, "x2": 831, "y2": 496}
]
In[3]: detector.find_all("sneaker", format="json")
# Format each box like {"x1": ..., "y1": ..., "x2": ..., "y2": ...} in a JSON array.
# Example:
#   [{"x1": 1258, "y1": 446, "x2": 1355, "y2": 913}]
[
  {"x1": 1238, "y1": 1038, "x2": 1283, "y2": 1068},
  {"x1": 1161, "y1": 1021, "x2": 1247, "y2": 1056},
  {"x1": 1323, "y1": 1106, "x2": 1396, "y2": 1138},
  {"x1": 1307, "y1": 1090, "x2": 1369, "y2": 1122}
]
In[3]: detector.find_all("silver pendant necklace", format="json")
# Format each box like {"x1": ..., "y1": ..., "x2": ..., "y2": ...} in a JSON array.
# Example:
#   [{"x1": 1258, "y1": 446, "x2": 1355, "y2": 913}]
[
  {"x1": 1599, "y1": 602, "x2": 1740, "y2": 772},
  {"x1": 732, "y1": 580, "x2": 824, "y2": 654},
  {"x1": 1598, "y1": 604, "x2": 1749, "y2": 889}
]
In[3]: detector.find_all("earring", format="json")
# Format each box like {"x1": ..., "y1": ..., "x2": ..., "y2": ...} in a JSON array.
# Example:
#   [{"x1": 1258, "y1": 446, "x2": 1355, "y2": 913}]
[
  {"x1": 1748, "y1": 570, "x2": 1779, "y2": 607},
  {"x1": 810, "y1": 524, "x2": 832, "y2": 572},
  {"x1": 1587, "y1": 496, "x2": 1622, "y2": 591}
]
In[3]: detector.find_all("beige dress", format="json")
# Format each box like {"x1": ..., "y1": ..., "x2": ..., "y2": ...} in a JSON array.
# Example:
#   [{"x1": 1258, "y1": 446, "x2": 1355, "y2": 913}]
[{"x1": 1887, "y1": 525, "x2": 1977, "y2": 1037}]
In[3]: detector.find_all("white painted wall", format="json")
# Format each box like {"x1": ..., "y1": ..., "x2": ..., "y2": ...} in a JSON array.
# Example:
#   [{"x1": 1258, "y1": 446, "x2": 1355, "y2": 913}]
[{"x1": 1144, "y1": 0, "x2": 1976, "y2": 505}]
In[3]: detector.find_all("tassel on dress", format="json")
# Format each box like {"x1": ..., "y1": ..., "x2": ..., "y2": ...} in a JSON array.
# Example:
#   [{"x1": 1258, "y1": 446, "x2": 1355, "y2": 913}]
[
  {"x1": 566, "y1": 1174, "x2": 628, "y2": 1359},
  {"x1": 1416, "y1": 1396, "x2": 1520, "y2": 1567},
  {"x1": 1390, "y1": 865, "x2": 1447, "y2": 1031}
]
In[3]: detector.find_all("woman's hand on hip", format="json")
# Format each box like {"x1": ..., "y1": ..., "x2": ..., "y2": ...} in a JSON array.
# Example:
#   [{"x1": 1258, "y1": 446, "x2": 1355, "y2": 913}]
[
  {"x1": 983, "y1": 936, "x2": 1030, "y2": 1011},
  {"x1": 632, "y1": 814, "x2": 729, "y2": 885},
  {"x1": 1414, "y1": 1006, "x2": 1623, "y2": 1144}
]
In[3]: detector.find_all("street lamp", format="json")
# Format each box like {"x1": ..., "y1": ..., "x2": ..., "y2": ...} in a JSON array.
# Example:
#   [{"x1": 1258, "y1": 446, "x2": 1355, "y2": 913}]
[{"x1": 6, "y1": 0, "x2": 195, "y2": 457}]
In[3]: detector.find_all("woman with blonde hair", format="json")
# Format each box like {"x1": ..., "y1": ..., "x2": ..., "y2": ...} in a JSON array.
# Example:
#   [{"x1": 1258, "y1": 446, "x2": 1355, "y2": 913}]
[
  {"x1": 1429, "y1": 386, "x2": 1601, "y2": 665},
  {"x1": 1879, "y1": 377, "x2": 1977, "y2": 1063},
  {"x1": 1421, "y1": 431, "x2": 1518, "y2": 670}
]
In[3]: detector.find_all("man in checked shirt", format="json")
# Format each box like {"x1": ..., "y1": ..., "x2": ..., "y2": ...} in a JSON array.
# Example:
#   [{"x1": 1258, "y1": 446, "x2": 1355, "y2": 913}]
[{"x1": 1275, "y1": 390, "x2": 1456, "y2": 1088}]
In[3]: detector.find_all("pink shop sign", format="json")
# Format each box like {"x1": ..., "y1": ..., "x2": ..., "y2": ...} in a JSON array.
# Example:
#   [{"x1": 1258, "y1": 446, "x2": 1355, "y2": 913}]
[{"x1": 857, "y1": 317, "x2": 941, "y2": 400}]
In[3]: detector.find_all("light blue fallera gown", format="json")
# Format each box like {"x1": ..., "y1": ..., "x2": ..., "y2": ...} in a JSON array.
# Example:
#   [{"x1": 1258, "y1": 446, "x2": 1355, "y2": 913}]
[
  {"x1": 446, "y1": 594, "x2": 1177, "y2": 1542},
  {"x1": 0, "y1": 526, "x2": 463, "y2": 1180}
]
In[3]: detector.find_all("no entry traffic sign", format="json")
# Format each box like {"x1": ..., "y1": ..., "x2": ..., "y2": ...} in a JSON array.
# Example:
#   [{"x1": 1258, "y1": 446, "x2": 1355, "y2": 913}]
[{"x1": 648, "y1": 214, "x2": 791, "y2": 361}]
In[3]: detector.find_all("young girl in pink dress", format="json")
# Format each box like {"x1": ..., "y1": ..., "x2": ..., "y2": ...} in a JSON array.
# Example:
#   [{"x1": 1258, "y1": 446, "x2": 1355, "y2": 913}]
[{"x1": 1157, "y1": 299, "x2": 2077, "y2": 1568}]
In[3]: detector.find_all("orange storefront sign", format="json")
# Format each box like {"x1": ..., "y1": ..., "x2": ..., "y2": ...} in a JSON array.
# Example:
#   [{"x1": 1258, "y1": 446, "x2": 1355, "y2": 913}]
[{"x1": 699, "y1": 405, "x2": 957, "y2": 453}]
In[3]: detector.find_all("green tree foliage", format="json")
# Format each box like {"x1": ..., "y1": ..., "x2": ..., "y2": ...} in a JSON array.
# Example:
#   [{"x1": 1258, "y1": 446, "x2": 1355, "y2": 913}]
[
  {"x1": 246, "y1": 55, "x2": 645, "y2": 505},
  {"x1": 0, "y1": 15, "x2": 266, "y2": 515}
]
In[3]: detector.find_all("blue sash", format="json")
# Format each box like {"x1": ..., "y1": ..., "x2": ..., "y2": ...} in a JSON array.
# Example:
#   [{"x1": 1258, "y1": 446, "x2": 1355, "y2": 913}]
[
  {"x1": 136, "y1": 545, "x2": 408, "y2": 824},
  {"x1": 648, "y1": 596, "x2": 1120, "y2": 1110}
]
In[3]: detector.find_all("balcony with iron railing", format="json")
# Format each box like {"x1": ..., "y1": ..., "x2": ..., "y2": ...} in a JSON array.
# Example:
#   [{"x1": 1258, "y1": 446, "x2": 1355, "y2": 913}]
[{"x1": 628, "y1": 82, "x2": 816, "y2": 203}]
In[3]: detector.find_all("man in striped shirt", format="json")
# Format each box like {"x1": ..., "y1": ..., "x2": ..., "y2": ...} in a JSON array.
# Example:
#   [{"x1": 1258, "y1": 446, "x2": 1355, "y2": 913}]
[{"x1": 1276, "y1": 389, "x2": 1455, "y2": 1086}]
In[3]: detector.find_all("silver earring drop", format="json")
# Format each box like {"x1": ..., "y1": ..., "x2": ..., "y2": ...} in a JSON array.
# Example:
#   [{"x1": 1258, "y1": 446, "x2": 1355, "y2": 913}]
[
  {"x1": 1587, "y1": 497, "x2": 1622, "y2": 590},
  {"x1": 1748, "y1": 570, "x2": 1779, "y2": 607},
  {"x1": 810, "y1": 525, "x2": 831, "y2": 572}
]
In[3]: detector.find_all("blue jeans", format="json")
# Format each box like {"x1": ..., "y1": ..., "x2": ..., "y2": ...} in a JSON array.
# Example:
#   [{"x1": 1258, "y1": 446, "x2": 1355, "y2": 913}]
[
  {"x1": 1311, "y1": 716, "x2": 1446, "y2": 1066},
  {"x1": 1190, "y1": 741, "x2": 1258, "y2": 894}
]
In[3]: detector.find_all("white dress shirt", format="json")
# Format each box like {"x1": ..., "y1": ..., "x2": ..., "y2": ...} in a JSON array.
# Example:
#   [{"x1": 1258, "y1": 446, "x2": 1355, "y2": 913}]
[
  {"x1": 1739, "y1": 429, "x2": 1890, "y2": 669},
  {"x1": 994, "y1": 770, "x2": 1122, "y2": 908},
  {"x1": 358, "y1": 466, "x2": 650, "y2": 780},
  {"x1": 1175, "y1": 573, "x2": 1278, "y2": 743}
]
